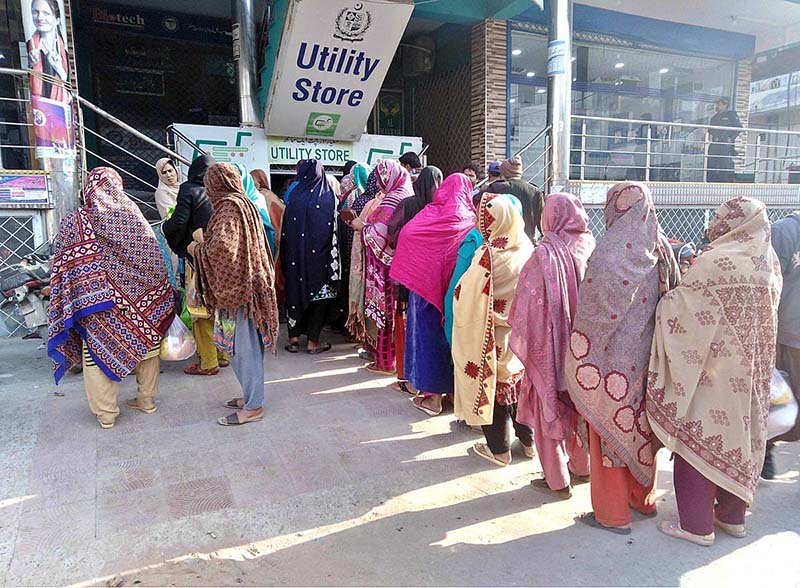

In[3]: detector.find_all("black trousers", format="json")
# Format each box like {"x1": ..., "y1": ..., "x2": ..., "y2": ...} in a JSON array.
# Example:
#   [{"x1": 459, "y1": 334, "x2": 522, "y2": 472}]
[
  {"x1": 482, "y1": 400, "x2": 534, "y2": 454},
  {"x1": 288, "y1": 300, "x2": 329, "y2": 342}
]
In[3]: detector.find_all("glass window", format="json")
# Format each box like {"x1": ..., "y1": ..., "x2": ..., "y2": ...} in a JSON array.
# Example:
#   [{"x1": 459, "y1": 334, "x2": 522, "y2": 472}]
[{"x1": 508, "y1": 29, "x2": 737, "y2": 181}]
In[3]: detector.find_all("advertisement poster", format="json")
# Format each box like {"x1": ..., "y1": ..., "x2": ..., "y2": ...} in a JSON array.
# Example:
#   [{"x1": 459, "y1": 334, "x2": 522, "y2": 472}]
[
  {"x1": 376, "y1": 90, "x2": 403, "y2": 136},
  {"x1": 0, "y1": 172, "x2": 51, "y2": 208},
  {"x1": 172, "y1": 124, "x2": 270, "y2": 177},
  {"x1": 265, "y1": 0, "x2": 414, "y2": 141},
  {"x1": 21, "y1": 0, "x2": 75, "y2": 158}
]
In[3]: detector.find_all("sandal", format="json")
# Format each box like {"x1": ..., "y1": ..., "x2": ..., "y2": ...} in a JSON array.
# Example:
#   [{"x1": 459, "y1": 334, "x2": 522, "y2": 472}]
[
  {"x1": 392, "y1": 380, "x2": 417, "y2": 395},
  {"x1": 217, "y1": 410, "x2": 264, "y2": 426},
  {"x1": 714, "y1": 516, "x2": 746, "y2": 538},
  {"x1": 125, "y1": 398, "x2": 157, "y2": 414},
  {"x1": 307, "y1": 342, "x2": 332, "y2": 355},
  {"x1": 530, "y1": 477, "x2": 572, "y2": 500},
  {"x1": 184, "y1": 363, "x2": 219, "y2": 376},
  {"x1": 472, "y1": 442, "x2": 511, "y2": 466},
  {"x1": 97, "y1": 416, "x2": 116, "y2": 429},
  {"x1": 284, "y1": 342, "x2": 300, "y2": 353},
  {"x1": 411, "y1": 395, "x2": 442, "y2": 416},
  {"x1": 658, "y1": 520, "x2": 714, "y2": 546},
  {"x1": 358, "y1": 350, "x2": 371, "y2": 361},
  {"x1": 224, "y1": 398, "x2": 244, "y2": 409},
  {"x1": 577, "y1": 512, "x2": 631, "y2": 535},
  {"x1": 365, "y1": 363, "x2": 395, "y2": 376},
  {"x1": 218, "y1": 359, "x2": 230, "y2": 368}
]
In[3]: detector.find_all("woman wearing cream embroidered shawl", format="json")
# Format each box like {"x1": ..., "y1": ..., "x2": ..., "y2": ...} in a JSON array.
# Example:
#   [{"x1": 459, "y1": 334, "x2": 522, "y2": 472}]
[
  {"x1": 647, "y1": 197, "x2": 781, "y2": 546},
  {"x1": 453, "y1": 193, "x2": 535, "y2": 466}
]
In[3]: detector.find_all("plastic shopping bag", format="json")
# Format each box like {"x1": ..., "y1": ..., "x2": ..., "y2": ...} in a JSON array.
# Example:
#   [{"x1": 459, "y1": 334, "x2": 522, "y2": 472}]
[
  {"x1": 185, "y1": 263, "x2": 210, "y2": 319},
  {"x1": 160, "y1": 315, "x2": 197, "y2": 361}
]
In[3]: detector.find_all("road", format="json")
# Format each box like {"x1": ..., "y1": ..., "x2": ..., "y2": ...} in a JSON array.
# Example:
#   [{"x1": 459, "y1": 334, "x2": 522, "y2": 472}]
[{"x1": 0, "y1": 334, "x2": 798, "y2": 587}]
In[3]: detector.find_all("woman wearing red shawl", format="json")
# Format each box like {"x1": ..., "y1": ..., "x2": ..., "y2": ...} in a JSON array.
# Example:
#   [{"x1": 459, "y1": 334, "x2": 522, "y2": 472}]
[
  {"x1": 509, "y1": 193, "x2": 595, "y2": 497},
  {"x1": 390, "y1": 173, "x2": 476, "y2": 415},
  {"x1": 648, "y1": 197, "x2": 781, "y2": 546},
  {"x1": 352, "y1": 159, "x2": 413, "y2": 374},
  {"x1": 48, "y1": 168, "x2": 175, "y2": 429},
  {"x1": 566, "y1": 182, "x2": 679, "y2": 534}
]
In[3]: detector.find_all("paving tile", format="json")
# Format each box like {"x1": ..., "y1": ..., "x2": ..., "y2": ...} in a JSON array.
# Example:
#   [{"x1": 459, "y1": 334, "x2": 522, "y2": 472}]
[
  {"x1": 157, "y1": 447, "x2": 226, "y2": 485},
  {"x1": 166, "y1": 475, "x2": 234, "y2": 519},
  {"x1": 96, "y1": 486, "x2": 170, "y2": 539}
]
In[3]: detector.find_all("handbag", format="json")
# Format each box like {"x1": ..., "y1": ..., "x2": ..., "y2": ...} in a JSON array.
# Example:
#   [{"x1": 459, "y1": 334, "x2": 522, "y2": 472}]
[
  {"x1": 213, "y1": 310, "x2": 236, "y2": 355},
  {"x1": 185, "y1": 263, "x2": 211, "y2": 319}
]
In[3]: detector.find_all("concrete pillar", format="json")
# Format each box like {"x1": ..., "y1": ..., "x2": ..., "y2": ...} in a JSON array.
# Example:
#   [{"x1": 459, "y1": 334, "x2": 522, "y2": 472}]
[
  {"x1": 232, "y1": 0, "x2": 262, "y2": 126},
  {"x1": 470, "y1": 19, "x2": 508, "y2": 170},
  {"x1": 546, "y1": 0, "x2": 573, "y2": 190}
]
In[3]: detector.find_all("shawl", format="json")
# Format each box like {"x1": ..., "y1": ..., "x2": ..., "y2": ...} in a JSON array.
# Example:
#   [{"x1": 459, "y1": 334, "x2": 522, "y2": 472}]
[
  {"x1": 387, "y1": 166, "x2": 443, "y2": 251},
  {"x1": 345, "y1": 169, "x2": 380, "y2": 339},
  {"x1": 48, "y1": 167, "x2": 175, "y2": 383},
  {"x1": 390, "y1": 173, "x2": 477, "y2": 313},
  {"x1": 565, "y1": 182, "x2": 680, "y2": 485},
  {"x1": 194, "y1": 163, "x2": 279, "y2": 349},
  {"x1": 509, "y1": 193, "x2": 596, "y2": 439},
  {"x1": 281, "y1": 159, "x2": 339, "y2": 327},
  {"x1": 352, "y1": 164, "x2": 370, "y2": 195},
  {"x1": 647, "y1": 197, "x2": 782, "y2": 504},
  {"x1": 453, "y1": 193, "x2": 534, "y2": 425},
  {"x1": 154, "y1": 158, "x2": 179, "y2": 220},
  {"x1": 233, "y1": 163, "x2": 276, "y2": 256},
  {"x1": 362, "y1": 159, "x2": 414, "y2": 265},
  {"x1": 251, "y1": 169, "x2": 286, "y2": 303}
]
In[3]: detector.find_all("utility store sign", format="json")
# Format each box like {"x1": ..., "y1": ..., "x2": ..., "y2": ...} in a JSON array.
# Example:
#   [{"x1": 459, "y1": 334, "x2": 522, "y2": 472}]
[{"x1": 265, "y1": 0, "x2": 414, "y2": 141}]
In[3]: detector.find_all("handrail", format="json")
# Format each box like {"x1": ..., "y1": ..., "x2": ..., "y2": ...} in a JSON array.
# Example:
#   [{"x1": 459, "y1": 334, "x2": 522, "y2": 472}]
[
  {"x1": 573, "y1": 114, "x2": 800, "y2": 138},
  {"x1": 476, "y1": 124, "x2": 551, "y2": 189},
  {"x1": 166, "y1": 124, "x2": 207, "y2": 157}
]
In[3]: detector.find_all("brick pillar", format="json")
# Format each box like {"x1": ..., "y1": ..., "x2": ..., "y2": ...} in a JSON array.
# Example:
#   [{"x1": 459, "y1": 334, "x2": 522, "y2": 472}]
[{"x1": 471, "y1": 19, "x2": 508, "y2": 170}]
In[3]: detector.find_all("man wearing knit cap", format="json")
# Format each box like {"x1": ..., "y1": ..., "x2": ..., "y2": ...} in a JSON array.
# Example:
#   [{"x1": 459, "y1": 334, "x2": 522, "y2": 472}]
[{"x1": 482, "y1": 155, "x2": 544, "y2": 241}]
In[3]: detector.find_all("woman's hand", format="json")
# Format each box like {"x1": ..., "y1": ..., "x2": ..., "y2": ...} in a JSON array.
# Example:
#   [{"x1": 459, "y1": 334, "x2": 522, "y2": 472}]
[
  {"x1": 187, "y1": 241, "x2": 199, "y2": 257},
  {"x1": 351, "y1": 218, "x2": 365, "y2": 231},
  {"x1": 192, "y1": 228, "x2": 204, "y2": 244}
]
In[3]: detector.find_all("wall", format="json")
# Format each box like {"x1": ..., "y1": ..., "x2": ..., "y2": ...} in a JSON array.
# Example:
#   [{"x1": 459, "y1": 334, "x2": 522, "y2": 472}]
[{"x1": 470, "y1": 19, "x2": 508, "y2": 169}]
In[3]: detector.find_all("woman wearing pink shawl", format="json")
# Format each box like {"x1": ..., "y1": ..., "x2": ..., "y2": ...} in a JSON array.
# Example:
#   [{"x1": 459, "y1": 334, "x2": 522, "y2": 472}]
[
  {"x1": 390, "y1": 173, "x2": 476, "y2": 416},
  {"x1": 509, "y1": 193, "x2": 595, "y2": 498},
  {"x1": 566, "y1": 182, "x2": 679, "y2": 534},
  {"x1": 359, "y1": 159, "x2": 414, "y2": 374}
]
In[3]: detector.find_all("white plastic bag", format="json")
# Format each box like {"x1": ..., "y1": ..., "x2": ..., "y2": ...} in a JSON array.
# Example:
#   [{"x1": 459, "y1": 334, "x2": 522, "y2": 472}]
[
  {"x1": 160, "y1": 315, "x2": 196, "y2": 361},
  {"x1": 768, "y1": 369, "x2": 799, "y2": 440}
]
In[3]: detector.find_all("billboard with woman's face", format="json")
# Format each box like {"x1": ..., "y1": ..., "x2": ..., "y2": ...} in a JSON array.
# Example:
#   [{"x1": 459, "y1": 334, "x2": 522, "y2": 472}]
[{"x1": 21, "y1": 0, "x2": 75, "y2": 157}]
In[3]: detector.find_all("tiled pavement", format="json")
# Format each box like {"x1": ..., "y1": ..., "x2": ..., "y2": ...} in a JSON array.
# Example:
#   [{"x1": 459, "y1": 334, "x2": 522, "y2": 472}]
[{"x1": 0, "y1": 334, "x2": 799, "y2": 586}]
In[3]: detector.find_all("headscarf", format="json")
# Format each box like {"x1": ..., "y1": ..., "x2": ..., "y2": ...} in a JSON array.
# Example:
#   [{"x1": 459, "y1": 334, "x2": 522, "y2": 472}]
[
  {"x1": 251, "y1": 168, "x2": 286, "y2": 303},
  {"x1": 342, "y1": 160, "x2": 358, "y2": 176},
  {"x1": 154, "y1": 158, "x2": 179, "y2": 220},
  {"x1": 453, "y1": 193, "x2": 534, "y2": 425},
  {"x1": 233, "y1": 163, "x2": 276, "y2": 256},
  {"x1": 281, "y1": 159, "x2": 339, "y2": 327},
  {"x1": 48, "y1": 168, "x2": 175, "y2": 383},
  {"x1": 387, "y1": 166, "x2": 443, "y2": 250},
  {"x1": 647, "y1": 197, "x2": 782, "y2": 505},
  {"x1": 565, "y1": 182, "x2": 679, "y2": 486},
  {"x1": 362, "y1": 159, "x2": 414, "y2": 265},
  {"x1": 193, "y1": 163, "x2": 279, "y2": 349},
  {"x1": 339, "y1": 175, "x2": 356, "y2": 205},
  {"x1": 509, "y1": 193, "x2": 596, "y2": 439},
  {"x1": 353, "y1": 163, "x2": 370, "y2": 195},
  {"x1": 390, "y1": 173, "x2": 476, "y2": 313}
]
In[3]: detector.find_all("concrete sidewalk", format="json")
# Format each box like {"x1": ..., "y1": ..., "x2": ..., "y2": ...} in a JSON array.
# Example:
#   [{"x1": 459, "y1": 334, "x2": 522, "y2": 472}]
[{"x1": 0, "y1": 334, "x2": 798, "y2": 587}]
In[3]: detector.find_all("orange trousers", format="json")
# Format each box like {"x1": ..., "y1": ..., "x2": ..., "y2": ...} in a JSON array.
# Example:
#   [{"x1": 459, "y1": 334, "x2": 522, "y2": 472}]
[
  {"x1": 589, "y1": 425, "x2": 657, "y2": 527},
  {"x1": 394, "y1": 307, "x2": 406, "y2": 380}
]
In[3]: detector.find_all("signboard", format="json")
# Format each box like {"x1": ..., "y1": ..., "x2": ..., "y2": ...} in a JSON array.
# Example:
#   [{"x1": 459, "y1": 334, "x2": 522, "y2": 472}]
[
  {"x1": 265, "y1": 0, "x2": 414, "y2": 141},
  {"x1": 375, "y1": 90, "x2": 404, "y2": 136},
  {"x1": 750, "y1": 72, "x2": 800, "y2": 114},
  {"x1": 0, "y1": 172, "x2": 51, "y2": 209},
  {"x1": 20, "y1": 0, "x2": 75, "y2": 158},
  {"x1": 352, "y1": 133, "x2": 422, "y2": 167},
  {"x1": 172, "y1": 123, "x2": 270, "y2": 177},
  {"x1": 547, "y1": 40, "x2": 566, "y2": 76},
  {"x1": 268, "y1": 137, "x2": 353, "y2": 167}
]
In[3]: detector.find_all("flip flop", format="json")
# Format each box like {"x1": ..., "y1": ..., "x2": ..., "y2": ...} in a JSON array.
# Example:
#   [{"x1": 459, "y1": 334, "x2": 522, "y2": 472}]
[
  {"x1": 284, "y1": 342, "x2": 300, "y2": 353},
  {"x1": 472, "y1": 442, "x2": 511, "y2": 466},
  {"x1": 410, "y1": 395, "x2": 442, "y2": 416},
  {"x1": 307, "y1": 342, "x2": 332, "y2": 355},
  {"x1": 366, "y1": 363, "x2": 395, "y2": 376},
  {"x1": 577, "y1": 512, "x2": 631, "y2": 535},
  {"x1": 125, "y1": 398, "x2": 157, "y2": 414},
  {"x1": 658, "y1": 520, "x2": 714, "y2": 546},
  {"x1": 224, "y1": 398, "x2": 244, "y2": 409},
  {"x1": 530, "y1": 477, "x2": 572, "y2": 500},
  {"x1": 392, "y1": 380, "x2": 417, "y2": 395},
  {"x1": 217, "y1": 411, "x2": 264, "y2": 426}
]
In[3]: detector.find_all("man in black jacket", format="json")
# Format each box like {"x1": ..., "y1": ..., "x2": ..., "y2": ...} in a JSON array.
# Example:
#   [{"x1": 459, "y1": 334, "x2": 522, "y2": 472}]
[
  {"x1": 163, "y1": 154, "x2": 215, "y2": 258},
  {"x1": 162, "y1": 154, "x2": 227, "y2": 376},
  {"x1": 707, "y1": 98, "x2": 741, "y2": 183},
  {"x1": 481, "y1": 156, "x2": 544, "y2": 241}
]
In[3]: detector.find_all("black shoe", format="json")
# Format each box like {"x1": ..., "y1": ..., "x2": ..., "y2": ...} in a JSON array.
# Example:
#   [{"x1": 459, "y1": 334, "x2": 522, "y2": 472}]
[{"x1": 761, "y1": 445, "x2": 776, "y2": 480}]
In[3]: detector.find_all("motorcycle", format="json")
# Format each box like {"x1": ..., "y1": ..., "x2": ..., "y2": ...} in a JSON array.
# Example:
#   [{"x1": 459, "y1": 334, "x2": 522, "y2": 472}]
[{"x1": 0, "y1": 240, "x2": 53, "y2": 340}]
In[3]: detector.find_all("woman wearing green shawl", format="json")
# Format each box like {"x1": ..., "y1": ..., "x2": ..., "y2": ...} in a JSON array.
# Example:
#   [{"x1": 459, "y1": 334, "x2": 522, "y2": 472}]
[{"x1": 233, "y1": 163, "x2": 277, "y2": 256}]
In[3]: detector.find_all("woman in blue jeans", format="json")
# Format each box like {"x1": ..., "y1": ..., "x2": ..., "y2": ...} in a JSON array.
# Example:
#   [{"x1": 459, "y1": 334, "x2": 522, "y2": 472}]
[{"x1": 189, "y1": 163, "x2": 280, "y2": 426}]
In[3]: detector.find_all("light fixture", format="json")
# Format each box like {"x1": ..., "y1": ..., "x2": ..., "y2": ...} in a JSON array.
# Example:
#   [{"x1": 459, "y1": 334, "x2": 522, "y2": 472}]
[
  {"x1": 659, "y1": 68, "x2": 669, "y2": 74},
  {"x1": 526, "y1": 71, "x2": 535, "y2": 77},
  {"x1": 571, "y1": 56, "x2": 577, "y2": 62},
  {"x1": 510, "y1": 97, "x2": 517, "y2": 103},
  {"x1": 573, "y1": 77, "x2": 577, "y2": 81},
  {"x1": 536, "y1": 88, "x2": 546, "y2": 94},
  {"x1": 615, "y1": 62, "x2": 625, "y2": 69},
  {"x1": 512, "y1": 49, "x2": 522, "y2": 56},
  {"x1": 0, "y1": 53, "x2": 5, "y2": 61}
]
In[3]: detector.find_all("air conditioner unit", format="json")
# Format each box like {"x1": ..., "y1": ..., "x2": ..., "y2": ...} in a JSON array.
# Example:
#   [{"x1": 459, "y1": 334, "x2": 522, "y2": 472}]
[{"x1": 402, "y1": 37, "x2": 435, "y2": 77}]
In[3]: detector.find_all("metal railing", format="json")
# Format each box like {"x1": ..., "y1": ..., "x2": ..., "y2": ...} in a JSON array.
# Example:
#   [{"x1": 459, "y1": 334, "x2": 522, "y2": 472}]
[
  {"x1": 571, "y1": 114, "x2": 800, "y2": 185},
  {"x1": 481, "y1": 124, "x2": 552, "y2": 191}
]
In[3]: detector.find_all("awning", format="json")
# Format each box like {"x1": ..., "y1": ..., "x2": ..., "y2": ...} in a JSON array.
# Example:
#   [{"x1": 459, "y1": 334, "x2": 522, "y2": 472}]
[{"x1": 412, "y1": 0, "x2": 544, "y2": 24}]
